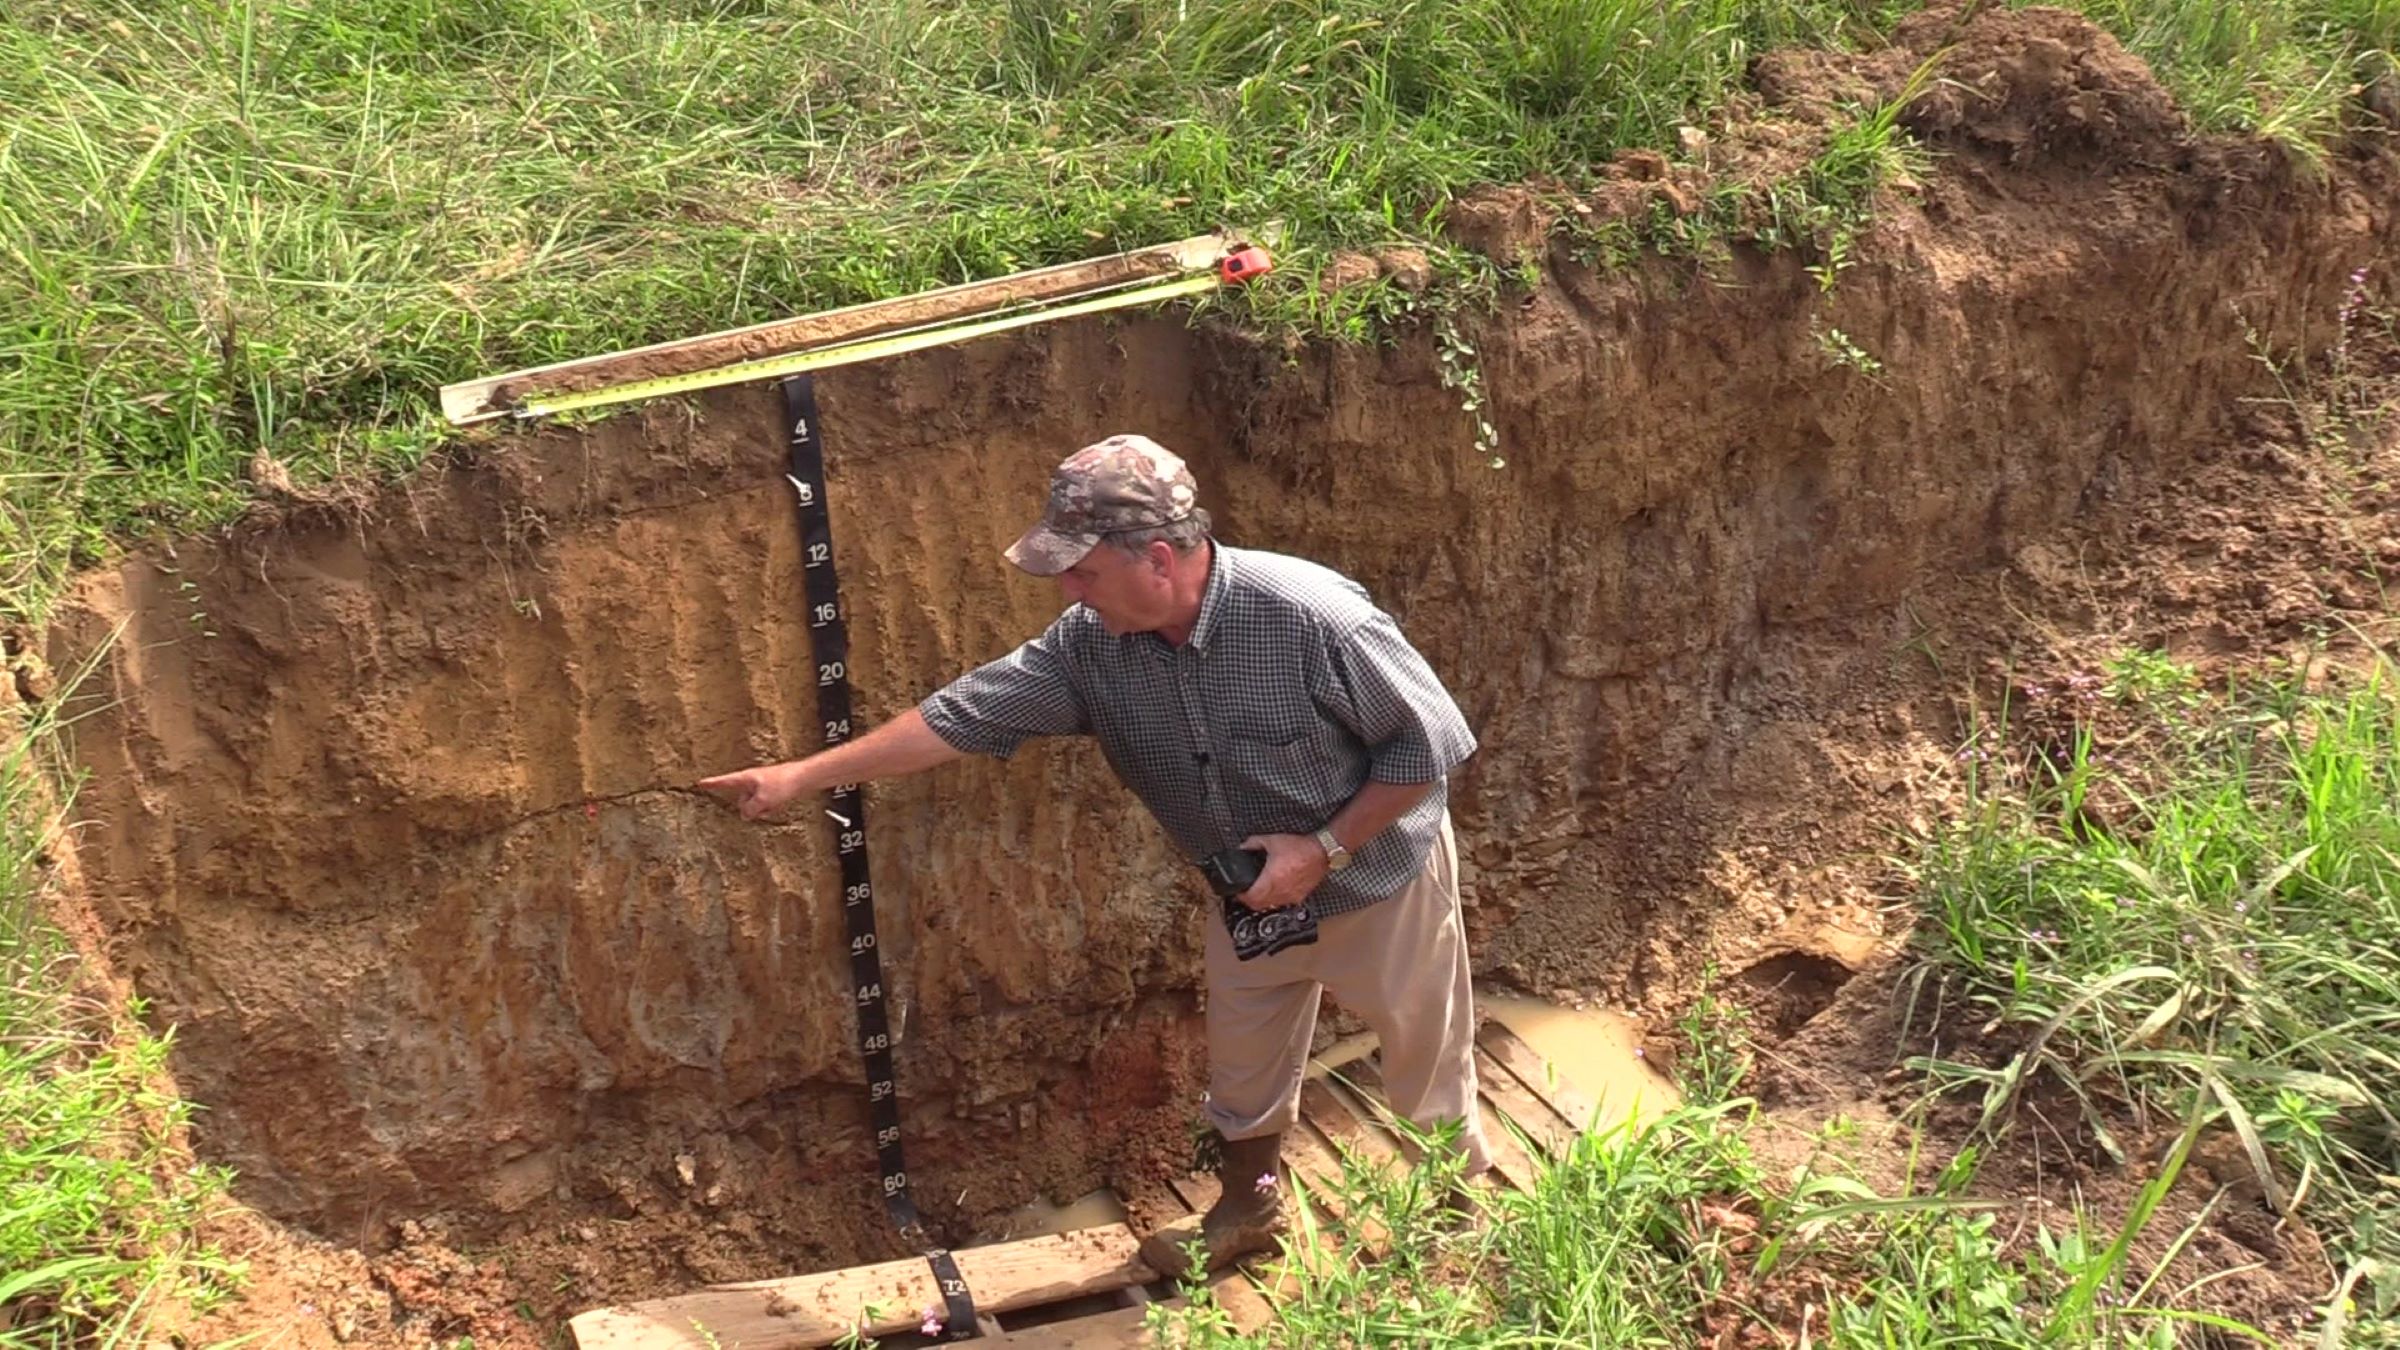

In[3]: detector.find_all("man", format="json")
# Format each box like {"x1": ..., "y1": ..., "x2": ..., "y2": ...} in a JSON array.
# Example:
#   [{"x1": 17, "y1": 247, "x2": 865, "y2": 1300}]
[{"x1": 697, "y1": 434, "x2": 1489, "y2": 1275}]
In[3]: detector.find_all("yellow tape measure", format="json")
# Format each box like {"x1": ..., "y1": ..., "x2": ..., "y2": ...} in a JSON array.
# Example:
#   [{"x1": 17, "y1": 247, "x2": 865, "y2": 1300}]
[{"x1": 518, "y1": 271, "x2": 1222, "y2": 419}]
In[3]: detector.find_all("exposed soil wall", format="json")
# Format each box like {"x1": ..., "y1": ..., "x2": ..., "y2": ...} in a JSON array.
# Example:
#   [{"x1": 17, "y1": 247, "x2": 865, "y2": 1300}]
[{"x1": 38, "y1": 3, "x2": 2397, "y2": 1301}]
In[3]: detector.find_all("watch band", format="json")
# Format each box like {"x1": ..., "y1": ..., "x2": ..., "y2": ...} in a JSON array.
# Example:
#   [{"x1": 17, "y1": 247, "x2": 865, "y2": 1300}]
[{"x1": 1314, "y1": 826, "x2": 1352, "y2": 871}]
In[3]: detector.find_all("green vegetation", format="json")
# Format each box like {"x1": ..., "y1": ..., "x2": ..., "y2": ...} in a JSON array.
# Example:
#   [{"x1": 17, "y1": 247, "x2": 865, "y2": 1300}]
[
  {"x1": 2074, "y1": 0, "x2": 2398, "y2": 161},
  {"x1": 1906, "y1": 650, "x2": 2400, "y2": 1332},
  {"x1": 2, "y1": 2, "x2": 2394, "y2": 1345},
  {"x1": 2, "y1": 0, "x2": 2391, "y2": 612},
  {"x1": 0, "y1": 701, "x2": 239, "y2": 1347},
  {"x1": 1146, "y1": 996, "x2": 2274, "y2": 1347}
]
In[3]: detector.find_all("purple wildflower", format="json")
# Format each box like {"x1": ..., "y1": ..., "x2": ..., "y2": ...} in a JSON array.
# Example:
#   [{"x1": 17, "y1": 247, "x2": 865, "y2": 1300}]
[{"x1": 1254, "y1": 1172, "x2": 1279, "y2": 1194}]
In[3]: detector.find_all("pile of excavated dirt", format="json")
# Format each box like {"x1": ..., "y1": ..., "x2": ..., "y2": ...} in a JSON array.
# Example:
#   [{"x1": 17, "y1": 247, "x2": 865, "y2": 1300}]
[
  {"x1": 1677, "y1": 279, "x2": 2400, "y2": 1347},
  {"x1": 20, "y1": 5, "x2": 2396, "y2": 1343}
]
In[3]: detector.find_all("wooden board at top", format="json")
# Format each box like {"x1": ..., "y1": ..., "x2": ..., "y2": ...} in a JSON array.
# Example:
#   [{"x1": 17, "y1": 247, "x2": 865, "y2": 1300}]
[
  {"x1": 440, "y1": 229, "x2": 1245, "y2": 423},
  {"x1": 568, "y1": 1225, "x2": 1153, "y2": 1350}
]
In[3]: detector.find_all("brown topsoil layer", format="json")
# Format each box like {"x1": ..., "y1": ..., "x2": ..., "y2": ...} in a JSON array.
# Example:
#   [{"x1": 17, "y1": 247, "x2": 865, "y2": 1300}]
[{"x1": 17, "y1": 5, "x2": 2398, "y2": 1345}]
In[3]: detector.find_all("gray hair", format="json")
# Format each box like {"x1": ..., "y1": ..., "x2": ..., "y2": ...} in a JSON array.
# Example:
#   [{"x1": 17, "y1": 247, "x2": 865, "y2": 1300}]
[{"x1": 1104, "y1": 509, "x2": 1213, "y2": 557}]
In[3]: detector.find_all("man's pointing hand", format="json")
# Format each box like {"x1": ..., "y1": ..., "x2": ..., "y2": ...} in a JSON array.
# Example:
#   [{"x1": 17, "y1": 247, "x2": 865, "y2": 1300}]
[
  {"x1": 693, "y1": 711, "x2": 968, "y2": 823},
  {"x1": 696, "y1": 764, "x2": 805, "y2": 820}
]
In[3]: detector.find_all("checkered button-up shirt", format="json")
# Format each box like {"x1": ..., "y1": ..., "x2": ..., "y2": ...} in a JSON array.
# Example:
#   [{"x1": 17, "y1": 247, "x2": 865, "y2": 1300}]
[{"x1": 917, "y1": 544, "x2": 1476, "y2": 915}]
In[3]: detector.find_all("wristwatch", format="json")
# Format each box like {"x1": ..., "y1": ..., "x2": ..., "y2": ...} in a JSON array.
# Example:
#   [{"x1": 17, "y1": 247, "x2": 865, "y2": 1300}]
[{"x1": 1313, "y1": 827, "x2": 1352, "y2": 872}]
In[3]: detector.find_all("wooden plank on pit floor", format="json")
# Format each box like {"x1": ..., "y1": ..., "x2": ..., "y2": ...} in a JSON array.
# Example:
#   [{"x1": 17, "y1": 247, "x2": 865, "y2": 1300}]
[
  {"x1": 1321, "y1": 1059, "x2": 1416, "y2": 1158},
  {"x1": 1280, "y1": 1119, "x2": 1353, "y2": 1211},
  {"x1": 982, "y1": 1301, "x2": 1157, "y2": 1346},
  {"x1": 1202, "y1": 1268, "x2": 1275, "y2": 1336},
  {"x1": 1338, "y1": 1055, "x2": 1539, "y2": 1193},
  {"x1": 1472, "y1": 1045, "x2": 1576, "y2": 1162},
  {"x1": 567, "y1": 1226, "x2": 1154, "y2": 1350},
  {"x1": 1477, "y1": 1020, "x2": 1603, "y2": 1135},
  {"x1": 1288, "y1": 1113, "x2": 1393, "y2": 1243},
  {"x1": 1300, "y1": 1077, "x2": 1404, "y2": 1174}
]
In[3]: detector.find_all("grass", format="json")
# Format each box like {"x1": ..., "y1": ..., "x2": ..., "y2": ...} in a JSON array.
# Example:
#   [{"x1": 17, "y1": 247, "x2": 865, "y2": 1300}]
[
  {"x1": 1904, "y1": 649, "x2": 2400, "y2": 1333},
  {"x1": 0, "y1": 1, "x2": 2394, "y2": 1344},
  {"x1": 2065, "y1": 0, "x2": 2398, "y2": 164},
  {"x1": 0, "y1": 689, "x2": 239, "y2": 1347},
  {"x1": 1, "y1": 0, "x2": 2392, "y2": 617},
  {"x1": 1140, "y1": 996, "x2": 2273, "y2": 1347}
]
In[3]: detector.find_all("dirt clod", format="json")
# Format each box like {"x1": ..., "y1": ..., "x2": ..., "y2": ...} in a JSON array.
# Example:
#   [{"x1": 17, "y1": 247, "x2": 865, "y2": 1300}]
[
  {"x1": 1373, "y1": 246, "x2": 1432, "y2": 292},
  {"x1": 1441, "y1": 185, "x2": 1556, "y2": 265},
  {"x1": 1320, "y1": 250, "x2": 1381, "y2": 293}
]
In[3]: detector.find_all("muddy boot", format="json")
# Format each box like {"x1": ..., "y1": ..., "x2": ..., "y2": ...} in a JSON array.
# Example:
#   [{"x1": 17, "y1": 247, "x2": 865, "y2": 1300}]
[{"x1": 1139, "y1": 1132, "x2": 1290, "y2": 1281}]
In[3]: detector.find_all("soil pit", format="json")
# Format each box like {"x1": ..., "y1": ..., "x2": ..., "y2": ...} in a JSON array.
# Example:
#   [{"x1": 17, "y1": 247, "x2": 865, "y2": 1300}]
[{"x1": 28, "y1": 7, "x2": 2400, "y2": 1343}]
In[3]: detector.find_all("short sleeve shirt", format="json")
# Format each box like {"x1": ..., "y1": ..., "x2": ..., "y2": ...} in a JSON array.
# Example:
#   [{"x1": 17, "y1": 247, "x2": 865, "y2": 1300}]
[{"x1": 917, "y1": 544, "x2": 1475, "y2": 915}]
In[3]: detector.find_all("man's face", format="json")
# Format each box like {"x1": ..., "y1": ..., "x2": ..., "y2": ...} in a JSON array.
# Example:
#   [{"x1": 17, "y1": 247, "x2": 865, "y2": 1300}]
[{"x1": 1056, "y1": 541, "x2": 1173, "y2": 634}]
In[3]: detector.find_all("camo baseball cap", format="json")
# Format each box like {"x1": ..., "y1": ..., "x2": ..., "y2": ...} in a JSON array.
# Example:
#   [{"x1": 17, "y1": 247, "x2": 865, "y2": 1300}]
[{"x1": 1003, "y1": 434, "x2": 1203, "y2": 576}]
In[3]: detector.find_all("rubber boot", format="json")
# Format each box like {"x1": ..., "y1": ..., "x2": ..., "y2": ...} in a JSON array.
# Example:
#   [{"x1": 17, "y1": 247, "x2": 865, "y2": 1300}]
[{"x1": 1139, "y1": 1132, "x2": 1289, "y2": 1281}]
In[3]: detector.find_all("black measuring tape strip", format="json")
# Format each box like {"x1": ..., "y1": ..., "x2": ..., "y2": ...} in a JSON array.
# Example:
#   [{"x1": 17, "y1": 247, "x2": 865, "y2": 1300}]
[{"x1": 781, "y1": 374, "x2": 980, "y2": 1341}]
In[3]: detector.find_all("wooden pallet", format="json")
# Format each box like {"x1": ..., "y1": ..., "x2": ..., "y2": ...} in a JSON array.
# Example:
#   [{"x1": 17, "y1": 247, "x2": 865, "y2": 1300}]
[{"x1": 568, "y1": 1020, "x2": 1592, "y2": 1349}]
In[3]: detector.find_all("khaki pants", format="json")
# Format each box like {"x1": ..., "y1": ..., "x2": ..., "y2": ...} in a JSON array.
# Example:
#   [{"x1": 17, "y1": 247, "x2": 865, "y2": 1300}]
[{"x1": 1201, "y1": 813, "x2": 1490, "y2": 1176}]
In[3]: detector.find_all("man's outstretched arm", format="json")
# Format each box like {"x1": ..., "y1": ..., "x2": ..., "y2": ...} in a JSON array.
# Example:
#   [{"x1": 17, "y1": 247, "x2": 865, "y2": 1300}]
[{"x1": 696, "y1": 708, "x2": 965, "y2": 820}]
